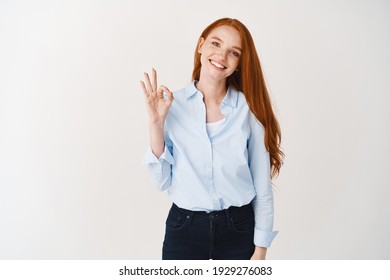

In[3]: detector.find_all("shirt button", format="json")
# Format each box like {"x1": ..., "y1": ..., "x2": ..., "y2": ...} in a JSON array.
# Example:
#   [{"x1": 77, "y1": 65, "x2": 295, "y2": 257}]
[
  {"x1": 208, "y1": 181, "x2": 213, "y2": 186},
  {"x1": 206, "y1": 164, "x2": 211, "y2": 168}
]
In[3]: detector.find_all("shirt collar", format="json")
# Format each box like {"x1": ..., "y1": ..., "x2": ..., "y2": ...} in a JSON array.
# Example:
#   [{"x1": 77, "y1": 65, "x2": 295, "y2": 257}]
[{"x1": 185, "y1": 80, "x2": 238, "y2": 108}]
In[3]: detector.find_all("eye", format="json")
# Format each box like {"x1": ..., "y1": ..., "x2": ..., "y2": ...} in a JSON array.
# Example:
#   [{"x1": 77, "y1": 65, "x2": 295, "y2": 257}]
[
  {"x1": 212, "y1": 41, "x2": 220, "y2": 47},
  {"x1": 231, "y1": 51, "x2": 240, "y2": 57}
]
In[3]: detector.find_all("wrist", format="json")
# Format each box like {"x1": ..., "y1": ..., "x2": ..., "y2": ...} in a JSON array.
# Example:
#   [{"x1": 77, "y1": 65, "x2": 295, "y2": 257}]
[
  {"x1": 254, "y1": 246, "x2": 267, "y2": 257},
  {"x1": 149, "y1": 119, "x2": 164, "y2": 127}
]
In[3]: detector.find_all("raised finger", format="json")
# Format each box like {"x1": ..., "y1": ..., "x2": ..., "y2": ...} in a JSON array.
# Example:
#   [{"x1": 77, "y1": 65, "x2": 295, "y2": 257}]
[
  {"x1": 139, "y1": 81, "x2": 149, "y2": 98},
  {"x1": 143, "y1": 72, "x2": 153, "y2": 93},
  {"x1": 152, "y1": 68, "x2": 158, "y2": 92}
]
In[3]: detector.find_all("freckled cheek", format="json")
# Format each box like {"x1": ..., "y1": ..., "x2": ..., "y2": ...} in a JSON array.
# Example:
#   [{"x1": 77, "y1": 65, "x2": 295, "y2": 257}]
[
  {"x1": 200, "y1": 50, "x2": 211, "y2": 62},
  {"x1": 229, "y1": 58, "x2": 240, "y2": 69},
  {"x1": 200, "y1": 55, "x2": 209, "y2": 66}
]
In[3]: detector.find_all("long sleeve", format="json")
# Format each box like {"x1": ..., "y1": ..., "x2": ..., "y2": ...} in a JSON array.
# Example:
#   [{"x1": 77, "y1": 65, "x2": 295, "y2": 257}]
[
  {"x1": 141, "y1": 138, "x2": 175, "y2": 191},
  {"x1": 247, "y1": 113, "x2": 278, "y2": 247}
]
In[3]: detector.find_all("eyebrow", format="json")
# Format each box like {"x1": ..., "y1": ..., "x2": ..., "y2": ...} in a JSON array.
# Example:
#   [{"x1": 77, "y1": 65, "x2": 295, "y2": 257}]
[{"x1": 211, "y1": 36, "x2": 242, "y2": 52}]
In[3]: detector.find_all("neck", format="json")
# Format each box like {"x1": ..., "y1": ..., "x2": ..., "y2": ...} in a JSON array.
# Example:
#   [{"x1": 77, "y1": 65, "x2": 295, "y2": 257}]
[{"x1": 195, "y1": 74, "x2": 227, "y2": 106}]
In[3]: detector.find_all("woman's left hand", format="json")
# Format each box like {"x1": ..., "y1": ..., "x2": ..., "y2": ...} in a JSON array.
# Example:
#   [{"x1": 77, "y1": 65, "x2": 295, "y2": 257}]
[{"x1": 250, "y1": 246, "x2": 267, "y2": 260}]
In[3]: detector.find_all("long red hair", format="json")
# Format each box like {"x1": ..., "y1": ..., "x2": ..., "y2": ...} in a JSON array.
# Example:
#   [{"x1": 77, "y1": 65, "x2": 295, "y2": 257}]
[{"x1": 192, "y1": 18, "x2": 284, "y2": 178}]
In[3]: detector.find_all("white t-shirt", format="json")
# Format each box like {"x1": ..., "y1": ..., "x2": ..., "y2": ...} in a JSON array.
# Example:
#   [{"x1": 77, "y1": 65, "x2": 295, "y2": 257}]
[{"x1": 206, "y1": 117, "x2": 226, "y2": 137}]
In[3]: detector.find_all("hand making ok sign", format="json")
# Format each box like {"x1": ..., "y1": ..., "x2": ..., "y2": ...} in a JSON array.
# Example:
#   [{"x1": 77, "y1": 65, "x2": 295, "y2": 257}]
[{"x1": 140, "y1": 68, "x2": 174, "y2": 125}]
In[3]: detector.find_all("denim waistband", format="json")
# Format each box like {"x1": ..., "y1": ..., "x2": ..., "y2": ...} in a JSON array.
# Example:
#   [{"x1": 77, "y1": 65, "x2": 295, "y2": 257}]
[{"x1": 171, "y1": 202, "x2": 253, "y2": 220}]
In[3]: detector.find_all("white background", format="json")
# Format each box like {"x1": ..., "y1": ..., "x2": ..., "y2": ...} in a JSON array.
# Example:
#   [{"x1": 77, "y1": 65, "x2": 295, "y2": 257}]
[{"x1": 0, "y1": 0, "x2": 389, "y2": 259}]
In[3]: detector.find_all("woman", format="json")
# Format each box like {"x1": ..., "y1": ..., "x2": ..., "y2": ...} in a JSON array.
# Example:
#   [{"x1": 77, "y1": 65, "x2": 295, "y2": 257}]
[{"x1": 141, "y1": 18, "x2": 284, "y2": 260}]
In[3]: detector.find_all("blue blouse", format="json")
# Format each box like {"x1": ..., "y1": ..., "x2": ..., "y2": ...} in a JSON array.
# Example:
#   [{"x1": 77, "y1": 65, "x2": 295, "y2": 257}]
[{"x1": 142, "y1": 81, "x2": 278, "y2": 247}]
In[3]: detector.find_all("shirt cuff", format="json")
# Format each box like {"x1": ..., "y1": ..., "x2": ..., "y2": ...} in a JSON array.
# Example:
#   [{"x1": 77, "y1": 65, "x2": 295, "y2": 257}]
[
  {"x1": 254, "y1": 229, "x2": 279, "y2": 248},
  {"x1": 141, "y1": 146, "x2": 175, "y2": 165}
]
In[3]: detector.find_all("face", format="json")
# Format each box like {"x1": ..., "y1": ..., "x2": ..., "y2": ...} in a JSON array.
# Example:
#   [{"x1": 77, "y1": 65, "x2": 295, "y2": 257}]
[{"x1": 197, "y1": 25, "x2": 242, "y2": 81}]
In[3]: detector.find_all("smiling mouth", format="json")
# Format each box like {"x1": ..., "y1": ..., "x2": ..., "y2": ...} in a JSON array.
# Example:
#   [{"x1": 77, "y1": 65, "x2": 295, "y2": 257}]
[{"x1": 209, "y1": 59, "x2": 227, "y2": 70}]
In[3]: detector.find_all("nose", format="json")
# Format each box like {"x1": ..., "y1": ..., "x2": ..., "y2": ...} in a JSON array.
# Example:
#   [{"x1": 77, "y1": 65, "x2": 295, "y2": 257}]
[{"x1": 216, "y1": 49, "x2": 228, "y2": 60}]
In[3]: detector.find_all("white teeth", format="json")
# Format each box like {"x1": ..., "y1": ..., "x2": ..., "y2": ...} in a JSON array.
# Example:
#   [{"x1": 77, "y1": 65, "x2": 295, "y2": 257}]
[{"x1": 210, "y1": 60, "x2": 225, "y2": 69}]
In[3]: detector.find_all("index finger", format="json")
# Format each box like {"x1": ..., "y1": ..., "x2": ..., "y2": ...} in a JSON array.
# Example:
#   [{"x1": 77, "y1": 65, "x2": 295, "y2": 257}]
[{"x1": 152, "y1": 68, "x2": 157, "y2": 92}]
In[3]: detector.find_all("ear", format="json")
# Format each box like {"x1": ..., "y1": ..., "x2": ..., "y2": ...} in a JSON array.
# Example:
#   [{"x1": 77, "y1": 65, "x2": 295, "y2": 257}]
[{"x1": 197, "y1": 37, "x2": 205, "y2": 54}]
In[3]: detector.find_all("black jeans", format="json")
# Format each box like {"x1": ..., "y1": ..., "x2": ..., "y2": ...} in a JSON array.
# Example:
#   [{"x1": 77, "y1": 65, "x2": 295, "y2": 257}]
[{"x1": 162, "y1": 203, "x2": 255, "y2": 260}]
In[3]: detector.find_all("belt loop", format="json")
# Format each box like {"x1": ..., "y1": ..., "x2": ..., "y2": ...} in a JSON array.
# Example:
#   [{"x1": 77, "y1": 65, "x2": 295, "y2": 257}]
[{"x1": 224, "y1": 209, "x2": 232, "y2": 230}]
